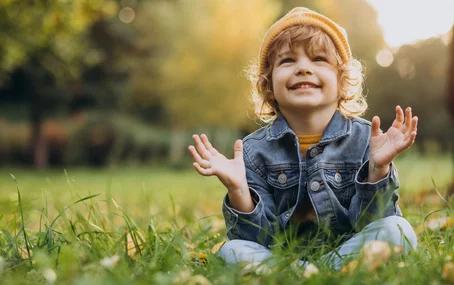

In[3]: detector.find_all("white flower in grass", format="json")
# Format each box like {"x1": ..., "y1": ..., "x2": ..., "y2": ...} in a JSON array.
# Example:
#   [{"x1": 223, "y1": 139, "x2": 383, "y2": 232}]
[
  {"x1": 0, "y1": 256, "x2": 4, "y2": 275},
  {"x1": 42, "y1": 268, "x2": 57, "y2": 284},
  {"x1": 303, "y1": 263, "x2": 319, "y2": 279},
  {"x1": 242, "y1": 262, "x2": 272, "y2": 276},
  {"x1": 100, "y1": 255, "x2": 120, "y2": 269},
  {"x1": 188, "y1": 275, "x2": 212, "y2": 285},
  {"x1": 173, "y1": 270, "x2": 192, "y2": 284},
  {"x1": 360, "y1": 240, "x2": 402, "y2": 270}
]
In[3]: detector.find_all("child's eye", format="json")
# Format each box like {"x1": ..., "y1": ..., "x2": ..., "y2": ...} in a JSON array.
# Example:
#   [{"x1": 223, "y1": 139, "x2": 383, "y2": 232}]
[
  {"x1": 279, "y1": 58, "x2": 294, "y2": 64},
  {"x1": 313, "y1": 56, "x2": 327, "y2": 62}
]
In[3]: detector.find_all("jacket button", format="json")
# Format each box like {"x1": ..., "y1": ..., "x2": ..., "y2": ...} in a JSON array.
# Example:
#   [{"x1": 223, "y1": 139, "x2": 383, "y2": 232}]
[
  {"x1": 334, "y1": 173, "x2": 342, "y2": 183},
  {"x1": 278, "y1": 173, "x2": 287, "y2": 184},
  {"x1": 309, "y1": 148, "x2": 318, "y2": 158},
  {"x1": 310, "y1": 181, "x2": 320, "y2": 191}
]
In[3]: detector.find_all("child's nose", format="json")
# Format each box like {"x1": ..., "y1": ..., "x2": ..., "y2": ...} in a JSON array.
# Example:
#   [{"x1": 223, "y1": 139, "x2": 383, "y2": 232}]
[{"x1": 294, "y1": 59, "x2": 314, "y2": 76}]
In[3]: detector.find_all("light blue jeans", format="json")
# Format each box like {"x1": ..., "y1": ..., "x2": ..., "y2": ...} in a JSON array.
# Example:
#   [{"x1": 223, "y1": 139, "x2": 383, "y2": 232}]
[{"x1": 217, "y1": 216, "x2": 417, "y2": 270}]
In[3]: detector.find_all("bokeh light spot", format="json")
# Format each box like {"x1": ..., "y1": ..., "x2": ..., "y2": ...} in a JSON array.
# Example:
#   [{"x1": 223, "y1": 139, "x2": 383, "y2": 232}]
[
  {"x1": 119, "y1": 7, "x2": 135, "y2": 24},
  {"x1": 376, "y1": 49, "x2": 394, "y2": 67}
]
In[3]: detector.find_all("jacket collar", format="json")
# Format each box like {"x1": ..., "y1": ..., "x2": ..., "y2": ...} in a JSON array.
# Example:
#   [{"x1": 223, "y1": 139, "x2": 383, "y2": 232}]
[{"x1": 266, "y1": 110, "x2": 351, "y2": 143}]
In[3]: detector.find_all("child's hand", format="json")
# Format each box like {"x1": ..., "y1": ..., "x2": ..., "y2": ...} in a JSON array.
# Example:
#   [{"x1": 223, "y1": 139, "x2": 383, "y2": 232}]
[
  {"x1": 368, "y1": 106, "x2": 418, "y2": 182},
  {"x1": 188, "y1": 134, "x2": 248, "y2": 194}
]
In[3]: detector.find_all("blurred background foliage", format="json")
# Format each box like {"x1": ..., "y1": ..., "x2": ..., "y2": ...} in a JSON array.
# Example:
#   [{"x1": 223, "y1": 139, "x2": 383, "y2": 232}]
[{"x1": 0, "y1": 0, "x2": 452, "y2": 170}]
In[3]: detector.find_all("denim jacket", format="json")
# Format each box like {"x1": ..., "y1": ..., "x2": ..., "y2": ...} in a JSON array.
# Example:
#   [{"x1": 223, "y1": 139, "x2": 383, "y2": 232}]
[{"x1": 222, "y1": 111, "x2": 401, "y2": 248}]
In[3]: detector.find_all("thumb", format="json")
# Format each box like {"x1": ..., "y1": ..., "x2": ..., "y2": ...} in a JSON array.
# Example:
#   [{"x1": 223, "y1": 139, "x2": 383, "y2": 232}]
[
  {"x1": 233, "y1": 139, "x2": 243, "y2": 161},
  {"x1": 371, "y1": 116, "x2": 381, "y2": 137}
]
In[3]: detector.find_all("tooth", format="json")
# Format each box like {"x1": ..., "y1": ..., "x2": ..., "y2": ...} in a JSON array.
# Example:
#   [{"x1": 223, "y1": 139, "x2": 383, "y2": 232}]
[{"x1": 291, "y1": 83, "x2": 318, "y2": 89}]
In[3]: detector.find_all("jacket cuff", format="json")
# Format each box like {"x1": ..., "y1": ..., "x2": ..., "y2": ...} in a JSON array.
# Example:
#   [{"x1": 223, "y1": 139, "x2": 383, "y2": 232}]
[
  {"x1": 355, "y1": 160, "x2": 399, "y2": 197},
  {"x1": 222, "y1": 188, "x2": 263, "y2": 229}
]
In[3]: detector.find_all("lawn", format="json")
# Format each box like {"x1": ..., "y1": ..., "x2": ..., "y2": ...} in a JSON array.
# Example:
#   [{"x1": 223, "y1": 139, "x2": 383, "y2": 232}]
[{"x1": 0, "y1": 153, "x2": 452, "y2": 284}]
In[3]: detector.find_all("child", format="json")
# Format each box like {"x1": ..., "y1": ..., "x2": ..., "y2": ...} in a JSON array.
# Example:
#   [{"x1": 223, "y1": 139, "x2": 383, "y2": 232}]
[{"x1": 188, "y1": 7, "x2": 418, "y2": 270}]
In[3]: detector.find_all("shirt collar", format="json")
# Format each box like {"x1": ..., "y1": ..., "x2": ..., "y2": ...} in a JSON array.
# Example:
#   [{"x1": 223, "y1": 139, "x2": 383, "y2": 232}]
[{"x1": 266, "y1": 110, "x2": 351, "y2": 143}]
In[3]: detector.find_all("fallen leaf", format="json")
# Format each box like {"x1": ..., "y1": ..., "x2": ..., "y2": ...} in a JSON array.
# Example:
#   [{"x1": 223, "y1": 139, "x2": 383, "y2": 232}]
[
  {"x1": 442, "y1": 262, "x2": 454, "y2": 283},
  {"x1": 414, "y1": 224, "x2": 424, "y2": 235},
  {"x1": 426, "y1": 217, "x2": 453, "y2": 231},
  {"x1": 441, "y1": 219, "x2": 454, "y2": 231},
  {"x1": 415, "y1": 192, "x2": 443, "y2": 207},
  {"x1": 125, "y1": 231, "x2": 145, "y2": 258},
  {"x1": 211, "y1": 241, "x2": 226, "y2": 254},
  {"x1": 359, "y1": 240, "x2": 402, "y2": 271},
  {"x1": 18, "y1": 247, "x2": 32, "y2": 259},
  {"x1": 341, "y1": 260, "x2": 358, "y2": 274}
]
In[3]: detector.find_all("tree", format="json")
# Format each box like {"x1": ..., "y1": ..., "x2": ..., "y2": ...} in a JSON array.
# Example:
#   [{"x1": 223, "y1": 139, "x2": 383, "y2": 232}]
[
  {"x1": 130, "y1": 0, "x2": 281, "y2": 129},
  {"x1": 447, "y1": 25, "x2": 454, "y2": 188},
  {"x1": 367, "y1": 37, "x2": 452, "y2": 153},
  {"x1": 129, "y1": 0, "x2": 282, "y2": 162},
  {"x1": 448, "y1": 26, "x2": 454, "y2": 121},
  {"x1": 0, "y1": 0, "x2": 117, "y2": 168}
]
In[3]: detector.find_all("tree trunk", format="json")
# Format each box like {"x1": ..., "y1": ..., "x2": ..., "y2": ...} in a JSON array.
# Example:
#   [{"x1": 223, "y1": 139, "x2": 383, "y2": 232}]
[
  {"x1": 30, "y1": 104, "x2": 48, "y2": 169},
  {"x1": 169, "y1": 128, "x2": 186, "y2": 166},
  {"x1": 448, "y1": 25, "x2": 454, "y2": 120},
  {"x1": 447, "y1": 25, "x2": 454, "y2": 193},
  {"x1": 27, "y1": 57, "x2": 52, "y2": 169}
]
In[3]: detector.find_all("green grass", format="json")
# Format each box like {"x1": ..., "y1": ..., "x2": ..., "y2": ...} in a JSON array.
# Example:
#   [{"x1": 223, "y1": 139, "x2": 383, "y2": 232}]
[
  {"x1": 0, "y1": 153, "x2": 452, "y2": 284},
  {"x1": 394, "y1": 152, "x2": 453, "y2": 194}
]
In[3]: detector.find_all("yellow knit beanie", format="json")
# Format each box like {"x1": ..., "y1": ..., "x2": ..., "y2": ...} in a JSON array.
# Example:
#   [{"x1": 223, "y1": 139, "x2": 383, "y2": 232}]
[{"x1": 259, "y1": 7, "x2": 351, "y2": 75}]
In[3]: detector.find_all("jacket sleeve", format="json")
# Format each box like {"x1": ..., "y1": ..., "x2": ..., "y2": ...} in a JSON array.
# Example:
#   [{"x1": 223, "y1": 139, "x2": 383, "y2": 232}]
[
  {"x1": 349, "y1": 145, "x2": 401, "y2": 230},
  {"x1": 222, "y1": 143, "x2": 278, "y2": 248}
]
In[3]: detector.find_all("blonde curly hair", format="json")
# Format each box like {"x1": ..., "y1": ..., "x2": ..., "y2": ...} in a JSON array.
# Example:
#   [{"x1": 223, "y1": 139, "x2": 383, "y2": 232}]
[{"x1": 246, "y1": 25, "x2": 367, "y2": 124}]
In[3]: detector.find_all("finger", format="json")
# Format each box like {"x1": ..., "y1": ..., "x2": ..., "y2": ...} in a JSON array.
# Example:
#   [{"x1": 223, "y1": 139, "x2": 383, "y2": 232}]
[
  {"x1": 403, "y1": 107, "x2": 412, "y2": 131},
  {"x1": 233, "y1": 139, "x2": 244, "y2": 162},
  {"x1": 392, "y1": 105, "x2": 404, "y2": 129},
  {"x1": 193, "y1": 162, "x2": 213, "y2": 176},
  {"x1": 371, "y1": 116, "x2": 381, "y2": 137},
  {"x1": 200, "y1": 134, "x2": 219, "y2": 155},
  {"x1": 411, "y1": 116, "x2": 418, "y2": 133},
  {"x1": 411, "y1": 131, "x2": 417, "y2": 143},
  {"x1": 188, "y1": 145, "x2": 211, "y2": 168},
  {"x1": 193, "y1": 134, "x2": 212, "y2": 159}
]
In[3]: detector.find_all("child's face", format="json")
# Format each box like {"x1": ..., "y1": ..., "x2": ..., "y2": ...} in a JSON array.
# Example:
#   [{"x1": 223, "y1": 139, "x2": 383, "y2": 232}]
[{"x1": 271, "y1": 42, "x2": 339, "y2": 117}]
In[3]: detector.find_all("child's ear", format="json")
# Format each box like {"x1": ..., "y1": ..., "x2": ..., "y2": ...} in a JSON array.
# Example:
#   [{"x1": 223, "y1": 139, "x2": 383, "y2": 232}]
[{"x1": 266, "y1": 90, "x2": 275, "y2": 102}]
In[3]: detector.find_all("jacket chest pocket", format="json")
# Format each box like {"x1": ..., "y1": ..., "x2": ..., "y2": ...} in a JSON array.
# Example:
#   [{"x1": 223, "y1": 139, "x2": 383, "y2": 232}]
[
  {"x1": 267, "y1": 169, "x2": 299, "y2": 214},
  {"x1": 323, "y1": 168, "x2": 357, "y2": 208}
]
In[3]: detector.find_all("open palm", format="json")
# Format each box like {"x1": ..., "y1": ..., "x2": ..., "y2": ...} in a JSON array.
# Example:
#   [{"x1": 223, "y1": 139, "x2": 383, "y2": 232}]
[
  {"x1": 369, "y1": 106, "x2": 418, "y2": 168},
  {"x1": 188, "y1": 134, "x2": 247, "y2": 193}
]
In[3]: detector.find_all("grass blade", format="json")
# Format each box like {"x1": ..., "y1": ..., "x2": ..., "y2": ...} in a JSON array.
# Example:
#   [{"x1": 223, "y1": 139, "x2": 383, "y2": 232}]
[
  {"x1": 431, "y1": 177, "x2": 447, "y2": 203},
  {"x1": 49, "y1": 193, "x2": 101, "y2": 228},
  {"x1": 10, "y1": 174, "x2": 32, "y2": 261}
]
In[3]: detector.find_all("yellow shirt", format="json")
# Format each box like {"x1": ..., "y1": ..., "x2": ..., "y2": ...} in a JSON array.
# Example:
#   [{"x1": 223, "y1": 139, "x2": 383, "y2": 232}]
[
  {"x1": 297, "y1": 134, "x2": 322, "y2": 160},
  {"x1": 293, "y1": 134, "x2": 322, "y2": 223}
]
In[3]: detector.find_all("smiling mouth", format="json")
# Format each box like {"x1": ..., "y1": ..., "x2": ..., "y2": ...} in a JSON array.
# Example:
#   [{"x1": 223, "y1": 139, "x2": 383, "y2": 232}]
[{"x1": 289, "y1": 82, "x2": 321, "y2": 90}]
